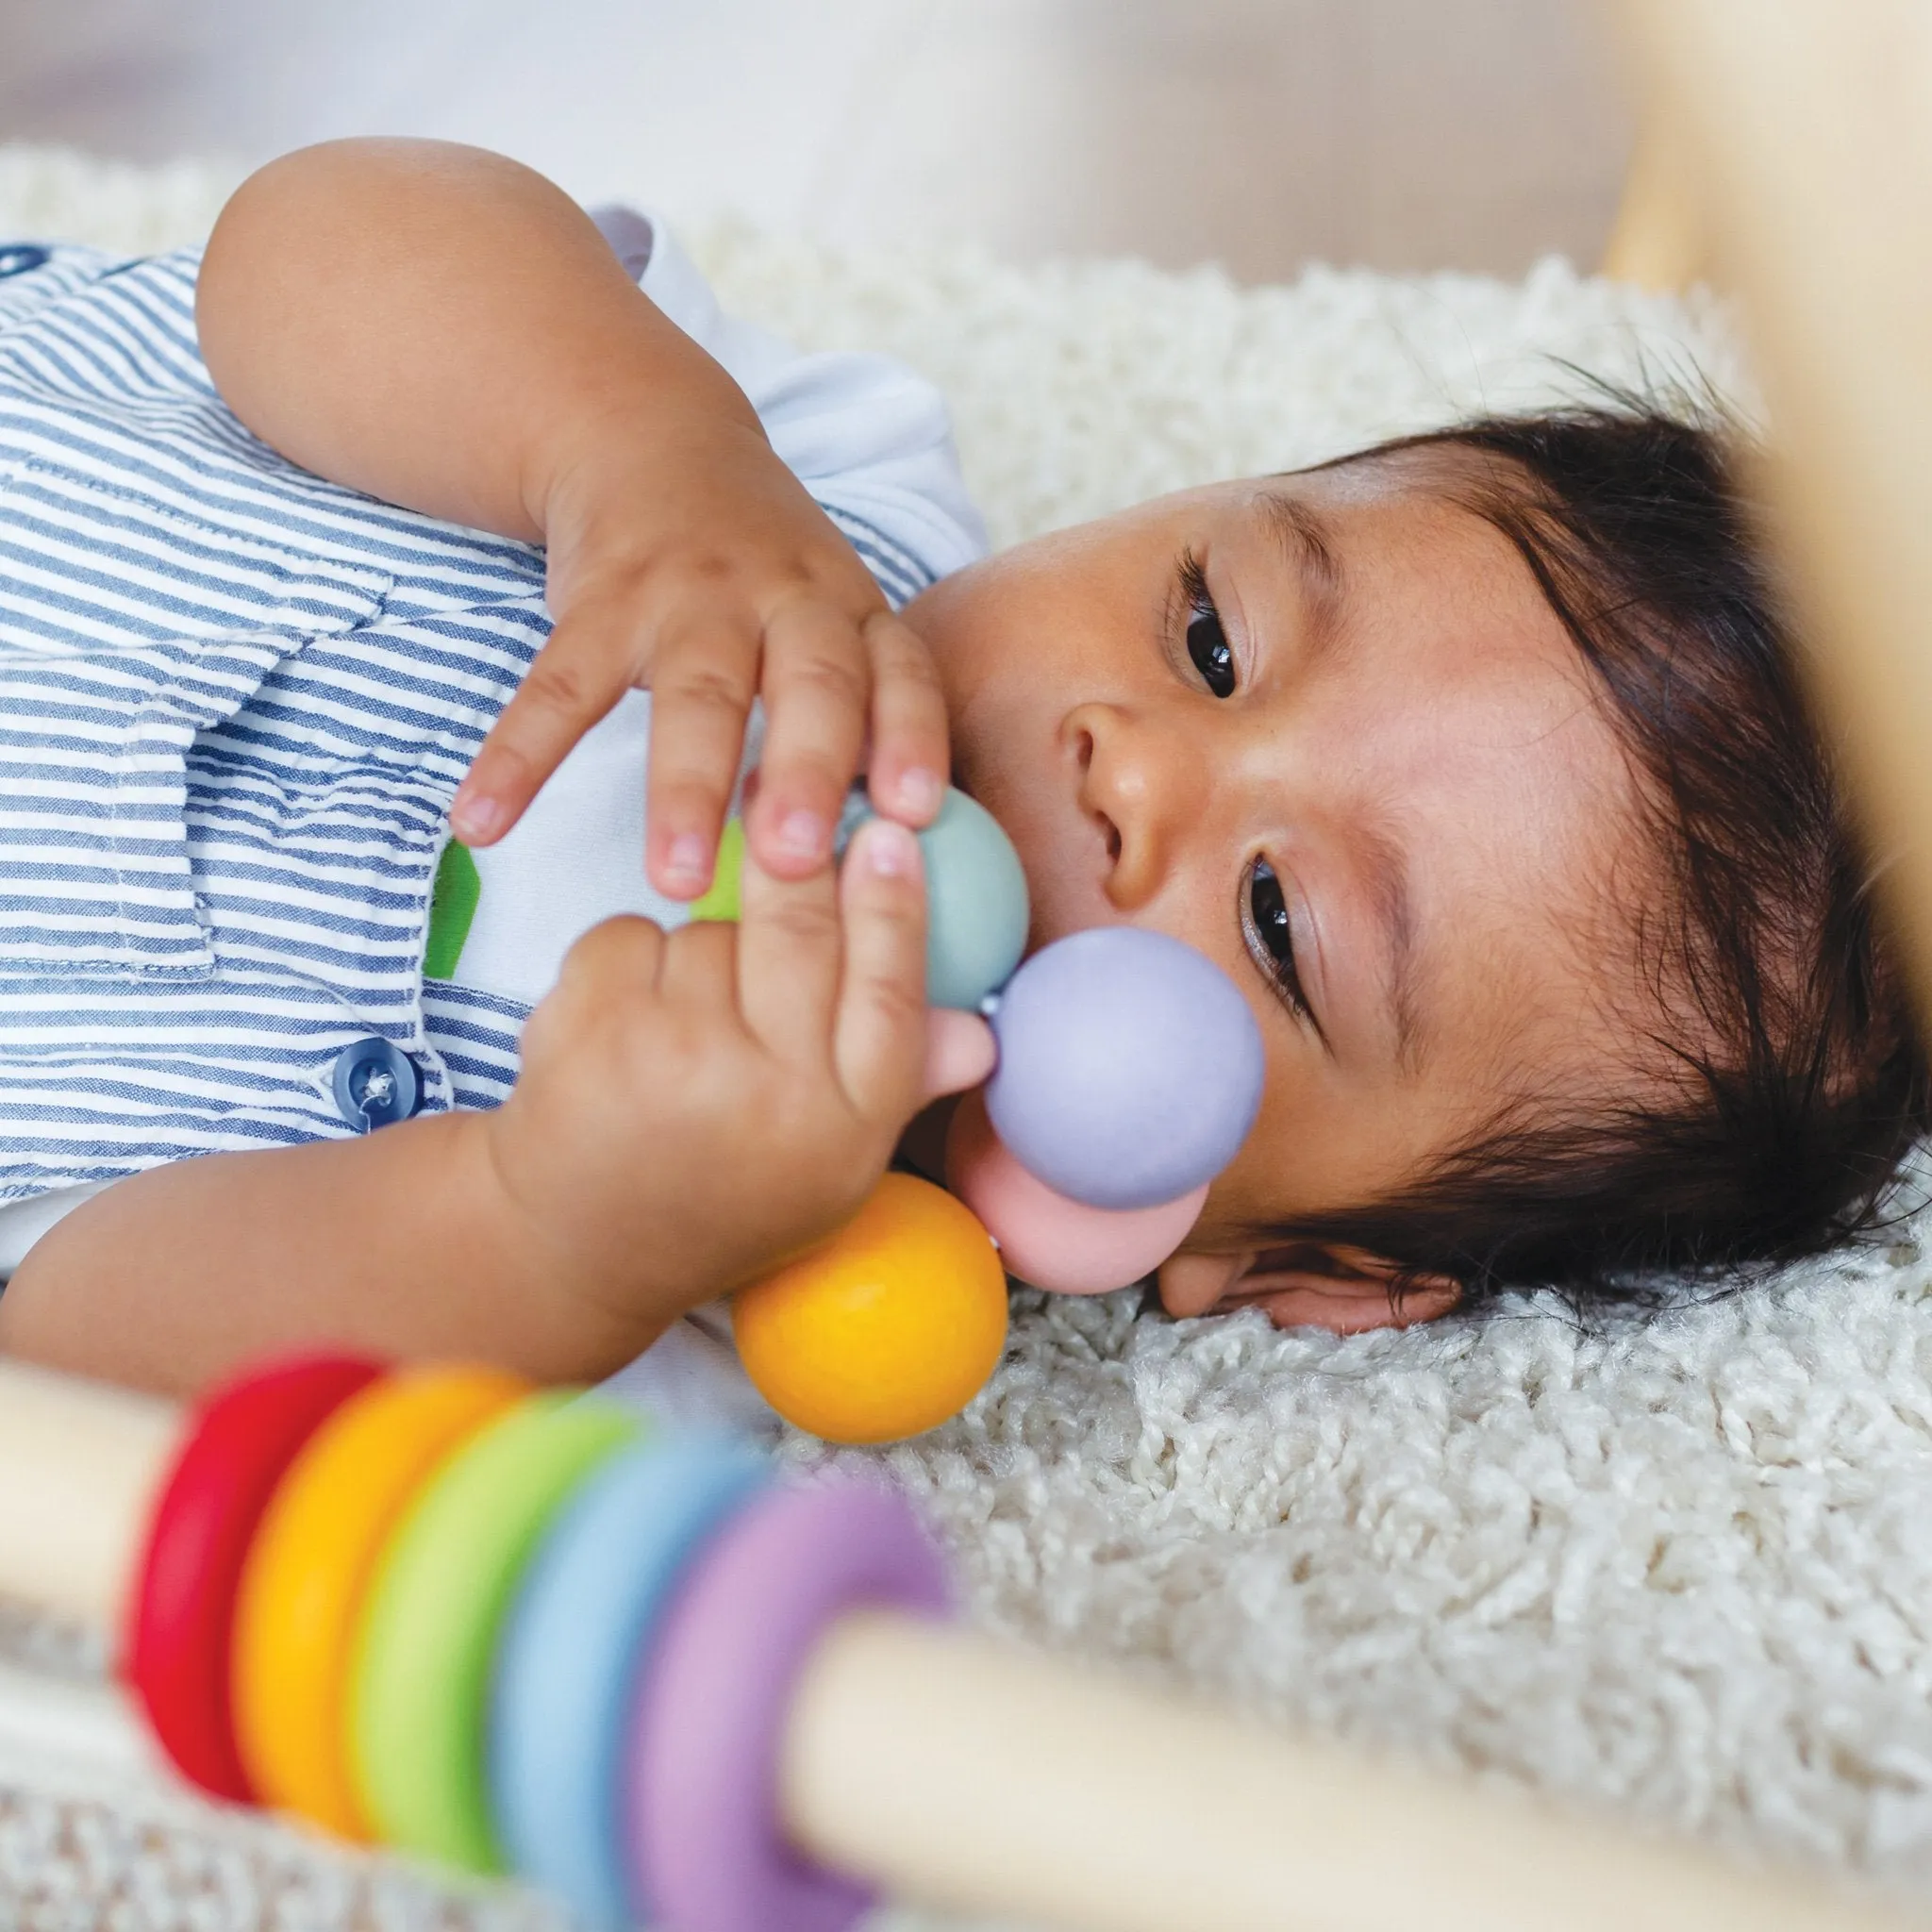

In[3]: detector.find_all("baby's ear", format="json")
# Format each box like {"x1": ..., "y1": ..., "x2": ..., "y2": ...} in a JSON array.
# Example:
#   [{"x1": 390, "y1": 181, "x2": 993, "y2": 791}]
[{"x1": 1158, "y1": 1243, "x2": 1459, "y2": 1333}]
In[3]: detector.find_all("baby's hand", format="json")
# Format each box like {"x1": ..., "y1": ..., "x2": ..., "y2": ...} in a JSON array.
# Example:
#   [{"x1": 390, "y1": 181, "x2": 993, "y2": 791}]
[
  {"x1": 449, "y1": 420, "x2": 946, "y2": 896},
  {"x1": 480, "y1": 818, "x2": 957, "y2": 1346}
]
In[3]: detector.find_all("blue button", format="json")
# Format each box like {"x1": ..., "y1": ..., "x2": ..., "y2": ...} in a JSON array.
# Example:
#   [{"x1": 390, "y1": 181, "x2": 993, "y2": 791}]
[
  {"x1": 330, "y1": 1036, "x2": 420, "y2": 1131},
  {"x1": 0, "y1": 244, "x2": 50, "y2": 280}
]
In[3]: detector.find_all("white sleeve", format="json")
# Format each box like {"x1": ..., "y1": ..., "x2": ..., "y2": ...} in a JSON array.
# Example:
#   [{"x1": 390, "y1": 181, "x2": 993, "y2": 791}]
[
  {"x1": 591, "y1": 206, "x2": 989, "y2": 604},
  {"x1": 0, "y1": 1177, "x2": 112, "y2": 1279},
  {"x1": 595, "y1": 1300, "x2": 781, "y2": 1440}
]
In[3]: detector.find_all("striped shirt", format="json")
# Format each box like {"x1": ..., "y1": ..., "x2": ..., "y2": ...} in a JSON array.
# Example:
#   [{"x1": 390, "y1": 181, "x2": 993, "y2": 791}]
[{"x1": 0, "y1": 211, "x2": 986, "y2": 1213}]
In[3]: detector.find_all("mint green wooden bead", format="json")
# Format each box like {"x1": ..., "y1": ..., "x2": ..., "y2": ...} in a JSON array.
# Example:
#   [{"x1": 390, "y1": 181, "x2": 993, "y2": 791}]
[
  {"x1": 912, "y1": 788, "x2": 1030, "y2": 1008},
  {"x1": 703, "y1": 791, "x2": 1028, "y2": 1008}
]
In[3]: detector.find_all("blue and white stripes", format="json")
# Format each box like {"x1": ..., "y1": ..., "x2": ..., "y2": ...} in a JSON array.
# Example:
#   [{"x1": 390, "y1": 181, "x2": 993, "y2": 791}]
[
  {"x1": 0, "y1": 241, "x2": 558, "y2": 1194},
  {"x1": 821, "y1": 504, "x2": 937, "y2": 609},
  {"x1": 0, "y1": 229, "x2": 981, "y2": 1203}
]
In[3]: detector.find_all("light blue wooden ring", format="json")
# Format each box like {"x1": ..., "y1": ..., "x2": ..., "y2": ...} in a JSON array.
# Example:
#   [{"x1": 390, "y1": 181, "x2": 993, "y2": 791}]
[{"x1": 487, "y1": 1434, "x2": 769, "y2": 1928}]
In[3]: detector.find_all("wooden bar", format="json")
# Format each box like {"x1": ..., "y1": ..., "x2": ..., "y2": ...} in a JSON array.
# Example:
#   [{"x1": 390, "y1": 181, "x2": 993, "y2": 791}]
[
  {"x1": 0, "y1": 1358, "x2": 176, "y2": 1629},
  {"x1": 1613, "y1": 0, "x2": 1932, "y2": 1027},
  {"x1": 1600, "y1": 121, "x2": 1710, "y2": 290},
  {"x1": 782, "y1": 1609, "x2": 1914, "y2": 1932}
]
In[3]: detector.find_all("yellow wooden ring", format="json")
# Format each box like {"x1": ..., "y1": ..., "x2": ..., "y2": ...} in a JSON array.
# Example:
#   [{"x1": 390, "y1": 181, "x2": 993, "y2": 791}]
[{"x1": 229, "y1": 1361, "x2": 528, "y2": 1840}]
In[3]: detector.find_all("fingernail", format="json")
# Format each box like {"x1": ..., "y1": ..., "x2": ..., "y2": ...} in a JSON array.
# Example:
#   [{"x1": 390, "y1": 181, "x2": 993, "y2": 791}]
[
  {"x1": 452, "y1": 792, "x2": 502, "y2": 841},
  {"x1": 897, "y1": 767, "x2": 942, "y2": 818},
  {"x1": 864, "y1": 819, "x2": 921, "y2": 879},
  {"x1": 664, "y1": 833, "x2": 708, "y2": 884},
  {"x1": 775, "y1": 809, "x2": 827, "y2": 861}
]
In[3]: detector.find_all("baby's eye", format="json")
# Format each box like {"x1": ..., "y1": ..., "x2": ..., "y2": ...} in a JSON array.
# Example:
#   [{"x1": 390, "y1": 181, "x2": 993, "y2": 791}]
[
  {"x1": 1189, "y1": 603, "x2": 1235, "y2": 698},
  {"x1": 1244, "y1": 857, "x2": 1309, "y2": 1018},
  {"x1": 1180, "y1": 551, "x2": 1236, "y2": 698}
]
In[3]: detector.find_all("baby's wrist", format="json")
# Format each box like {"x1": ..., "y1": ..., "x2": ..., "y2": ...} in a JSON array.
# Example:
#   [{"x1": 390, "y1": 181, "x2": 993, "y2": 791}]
[
  {"x1": 524, "y1": 373, "x2": 767, "y2": 547},
  {"x1": 451, "y1": 1109, "x2": 673, "y2": 1380}
]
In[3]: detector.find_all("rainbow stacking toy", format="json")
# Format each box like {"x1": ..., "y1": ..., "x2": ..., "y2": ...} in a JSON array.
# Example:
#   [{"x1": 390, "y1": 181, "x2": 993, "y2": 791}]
[{"x1": 0, "y1": 1351, "x2": 1905, "y2": 1932}]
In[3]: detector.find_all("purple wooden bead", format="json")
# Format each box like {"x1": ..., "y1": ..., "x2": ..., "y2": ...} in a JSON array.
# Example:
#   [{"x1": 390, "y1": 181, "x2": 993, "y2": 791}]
[{"x1": 984, "y1": 927, "x2": 1265, "y2": 1210}]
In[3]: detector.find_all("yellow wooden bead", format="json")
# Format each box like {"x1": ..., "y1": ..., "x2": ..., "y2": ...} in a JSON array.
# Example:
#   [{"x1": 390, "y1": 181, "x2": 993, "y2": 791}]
[{"x1": 732, "y1": 1174, "x2": 1008, "y2": 1444}]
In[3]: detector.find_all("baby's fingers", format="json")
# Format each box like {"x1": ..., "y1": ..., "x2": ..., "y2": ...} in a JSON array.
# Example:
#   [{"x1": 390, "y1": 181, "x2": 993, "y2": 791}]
[
  {"x1": 863, "y1": 610, "x2": 949, "y2": 827},
  {"x1": 922, "y1": 1008, "x2": 997, "y2": 1101},
  {"x1": 644, "y1": 611, "x2": 762, "y2": 896},
  {"x1": 832, "y1": 817, "x2": 930, "y2": 1124},
  {"x1": 743, "y1": 598, "x2": 873, "y2": 881},
  {"x1": 453, "y1": 600, "x2": 640, "y2": 845}
]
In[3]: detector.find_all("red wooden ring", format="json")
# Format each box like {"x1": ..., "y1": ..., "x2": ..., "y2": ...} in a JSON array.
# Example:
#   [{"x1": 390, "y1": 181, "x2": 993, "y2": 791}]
[{"x1": 125, "y1": 1353, "x2": 386, "y2": 1801}]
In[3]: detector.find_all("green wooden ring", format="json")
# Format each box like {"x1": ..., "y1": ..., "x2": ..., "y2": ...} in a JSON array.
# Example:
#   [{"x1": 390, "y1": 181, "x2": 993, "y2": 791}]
[{"x1": 345, "y1": 1391, "x2": 643, "y2": 1871}]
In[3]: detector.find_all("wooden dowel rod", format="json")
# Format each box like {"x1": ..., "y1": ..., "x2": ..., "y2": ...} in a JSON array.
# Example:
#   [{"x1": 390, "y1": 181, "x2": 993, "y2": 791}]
[
  {"x1": 1612, "y1": 0, "x2": 1932, "y2": 1028},
  {"x1": 1600, "y1": 121, "x2": 1711, "y2": 291},
  {"x1": 0, "y1": 1359, "x2": 177, "y2": 1629},
  {"x1": 782, "y1": 1610, "x2": 1915, "y2": 1932}
]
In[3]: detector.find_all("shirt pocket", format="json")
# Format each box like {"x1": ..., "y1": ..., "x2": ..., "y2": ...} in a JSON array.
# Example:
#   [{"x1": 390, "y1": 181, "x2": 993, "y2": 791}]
[{"x1": 0, "y1": 464, "x2": 392, "y2": 980}]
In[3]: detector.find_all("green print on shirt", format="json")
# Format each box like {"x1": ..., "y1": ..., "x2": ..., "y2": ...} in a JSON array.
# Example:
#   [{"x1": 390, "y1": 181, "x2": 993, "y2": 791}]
[{"x1": 425, "y1": 840, "x2": 482, "y2": 980}]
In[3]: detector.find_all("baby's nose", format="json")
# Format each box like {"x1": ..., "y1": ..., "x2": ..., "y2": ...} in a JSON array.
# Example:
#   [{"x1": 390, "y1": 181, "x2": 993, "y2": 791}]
[{"x1": 1064, "y1": 702, "x2": 1172, "y2": 911}]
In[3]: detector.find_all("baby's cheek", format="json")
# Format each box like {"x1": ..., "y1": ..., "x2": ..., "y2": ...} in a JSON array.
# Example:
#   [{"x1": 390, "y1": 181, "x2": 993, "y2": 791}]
[{"x1": 1199, "y1": 1052, "x2": 1365, "y2": 1231}]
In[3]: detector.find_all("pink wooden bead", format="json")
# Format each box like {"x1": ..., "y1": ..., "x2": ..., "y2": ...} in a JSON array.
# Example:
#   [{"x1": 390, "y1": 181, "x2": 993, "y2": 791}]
[{"x1": 944, "y1": 1092, "x2": 1206, "y2": 1295}]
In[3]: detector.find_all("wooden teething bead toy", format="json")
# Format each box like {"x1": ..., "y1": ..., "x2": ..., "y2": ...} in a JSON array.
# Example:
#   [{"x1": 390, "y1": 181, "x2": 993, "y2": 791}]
[
  {"x1": 732, "y1": 1173, "x2": 1008, "y2": 1446},
  {"x1": 694, "y1": 788, "x2": 1030, "y2": 1013},
  {"x1": 721, "y1": 788, "x2": 1266, "y2": 1443},
  {"x1": 942, "y1": 1090, "x2": 1209, "y2": 1295}
]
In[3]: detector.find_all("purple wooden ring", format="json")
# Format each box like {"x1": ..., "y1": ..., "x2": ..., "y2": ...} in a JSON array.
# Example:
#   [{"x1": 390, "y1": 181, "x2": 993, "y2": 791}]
[{"x1": 623, "y1": 1480, "x2": 952, "y2": 1932}]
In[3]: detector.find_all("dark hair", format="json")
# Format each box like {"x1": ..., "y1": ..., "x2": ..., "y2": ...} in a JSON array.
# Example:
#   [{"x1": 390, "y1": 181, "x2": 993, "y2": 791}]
[{"x1": 1275, "y1": 401, "x2": 1932, "y2": 1311}]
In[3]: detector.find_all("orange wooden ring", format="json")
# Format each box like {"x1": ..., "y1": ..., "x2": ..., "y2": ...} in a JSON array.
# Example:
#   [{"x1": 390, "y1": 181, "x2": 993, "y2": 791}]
[{"x1": 229, "y1": 1361, "x2": 528, "y2": 1839}]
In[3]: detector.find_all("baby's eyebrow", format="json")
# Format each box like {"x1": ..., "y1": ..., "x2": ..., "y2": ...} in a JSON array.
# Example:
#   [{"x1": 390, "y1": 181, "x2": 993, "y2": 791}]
[
  {"x1": 1257, "y1": 489, "x2": 1344, "y2": 658},
  {"x1": 1359, "y1": 814, "x2": 1425, "y2": 1076}
]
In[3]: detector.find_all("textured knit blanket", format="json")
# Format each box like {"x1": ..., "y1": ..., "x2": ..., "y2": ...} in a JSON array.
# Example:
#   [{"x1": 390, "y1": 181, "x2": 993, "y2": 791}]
[{"x1": 3, "y1": 142, "x2": 1931, "y2": 1932}]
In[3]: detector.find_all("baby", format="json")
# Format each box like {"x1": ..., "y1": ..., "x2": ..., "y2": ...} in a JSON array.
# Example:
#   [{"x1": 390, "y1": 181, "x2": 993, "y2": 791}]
[{"x1": 0, "y1": 140, "x2": 1921, "y2": 1401}]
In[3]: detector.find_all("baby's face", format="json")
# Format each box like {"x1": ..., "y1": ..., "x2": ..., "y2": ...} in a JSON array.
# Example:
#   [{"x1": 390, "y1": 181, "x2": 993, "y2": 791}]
[{"x1": 904, "y1": 462, "x2": 1648, "y2": 1325}]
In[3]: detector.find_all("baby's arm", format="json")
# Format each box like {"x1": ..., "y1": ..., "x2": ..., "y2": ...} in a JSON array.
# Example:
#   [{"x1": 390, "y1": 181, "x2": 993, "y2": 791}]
[
  {"x1": 0, "y1": 1111, "x2": 605, "y2": 1398},
  {"x1": 198, "y1": 138, "x2": 947, "y2": 897},
  {"x1": 199, "y1": 138, "x2": 732, "y2": 556},
  {"x1": 0, "y1": 820, "x2": 938, "y2": 1397}
]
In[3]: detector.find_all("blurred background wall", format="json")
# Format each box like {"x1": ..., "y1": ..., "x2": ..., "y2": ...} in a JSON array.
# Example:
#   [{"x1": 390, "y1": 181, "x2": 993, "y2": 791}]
[{"x1": 0, "y1": 0, "x2": 1634, "y2": 281}]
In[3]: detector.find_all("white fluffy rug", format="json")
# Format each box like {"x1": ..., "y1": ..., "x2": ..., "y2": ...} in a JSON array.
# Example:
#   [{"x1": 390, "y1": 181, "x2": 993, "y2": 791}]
[{"x1": 5, "y1": 143, "x2": 1932, "y2": 1931}]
